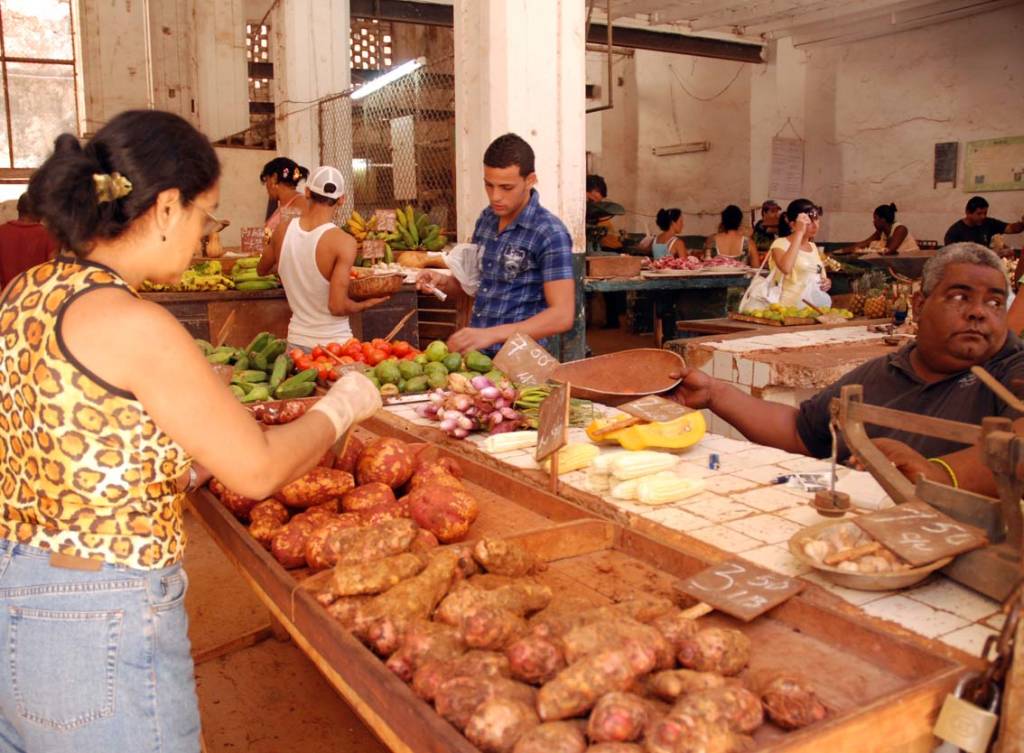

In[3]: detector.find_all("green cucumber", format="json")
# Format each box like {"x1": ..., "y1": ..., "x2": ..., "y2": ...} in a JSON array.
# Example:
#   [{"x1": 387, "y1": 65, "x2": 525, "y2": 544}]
[
  {"x1": 274, "y1": 381, "x2": 316, "y2": 399},
  {"x1": 268, "y1": 354, "x2": 290, "y2": 391}
]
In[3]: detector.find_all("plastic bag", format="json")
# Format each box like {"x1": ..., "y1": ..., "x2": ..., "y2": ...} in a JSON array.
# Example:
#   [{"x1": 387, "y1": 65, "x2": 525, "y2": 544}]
[
  {"x1": 445, "y1": 243, "x2": 482, "y2": 296},
  {"x1": 738, "y1": 252, "x2": 783, "y2": 313}
]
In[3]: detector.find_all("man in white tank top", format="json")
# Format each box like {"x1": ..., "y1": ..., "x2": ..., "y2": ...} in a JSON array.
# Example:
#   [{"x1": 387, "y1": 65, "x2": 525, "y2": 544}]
[{"x1": 259, "y1": 165, "x2": 390, "y2": 350}]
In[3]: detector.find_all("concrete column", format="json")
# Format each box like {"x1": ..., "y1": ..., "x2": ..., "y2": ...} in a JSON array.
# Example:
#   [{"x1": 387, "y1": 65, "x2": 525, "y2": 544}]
[
  {"x1": 273, "y1": 0, "x2": 351, "y2": 193},
  {"x1": 453, "y1": 0, "x2": 587, "y2": 251}
]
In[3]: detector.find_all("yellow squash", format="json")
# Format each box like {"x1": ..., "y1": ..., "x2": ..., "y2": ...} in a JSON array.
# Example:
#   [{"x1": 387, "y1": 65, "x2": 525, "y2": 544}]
[{"x1": 586, "y1": 413, "x2": 706, "y2": 451}]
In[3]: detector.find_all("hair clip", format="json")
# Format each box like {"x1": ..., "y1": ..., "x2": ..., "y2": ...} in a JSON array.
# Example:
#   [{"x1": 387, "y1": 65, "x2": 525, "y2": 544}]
[
  {"x1": 94, "y1": 172, "x2": 133, "y2": 203},
  {"x1": 282, "y1": 167, "x2": 290, "y2": 179}
]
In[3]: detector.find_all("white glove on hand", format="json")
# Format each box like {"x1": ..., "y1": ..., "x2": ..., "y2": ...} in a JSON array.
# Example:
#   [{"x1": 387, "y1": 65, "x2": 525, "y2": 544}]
[{"x1": 309, "y1": 371, "x2": 382, "y2": 439}]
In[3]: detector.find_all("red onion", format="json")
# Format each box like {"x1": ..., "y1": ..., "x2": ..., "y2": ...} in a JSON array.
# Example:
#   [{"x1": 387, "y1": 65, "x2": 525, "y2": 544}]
[
  {"x1": 500, "y1": 407, "x2": 519, "y2": 420},
  {"x1": 465, "y1": 406, "x2": 478, "y2": 417},
  {"x1": 479, "y1": 386, "x2": 500, "y2": 400},
  {"x1": 452, "y1": 427, "x2": 469, "y2": 438},
  {"x1": 452, "y1": 394, "x2": 473, "y2": 412},
  {"x1": 493, "y1": 397, "x2": 509, "y2": 409},
  {"x1": 439, "y1": 418, "x2": 457, "y2": 433},
  {"x1": 488, "y1": 410, "x2": 503, "y2": 426},
  {"x1": 456, "y1": 414, "x2": 474, "y2": 431},
  {"x1": 502, "y1": 387, "x2": 517, "y2": 401},
  {"x1": 471, "y1": 375, "x2": 493, "y2": 391},
  {"x1": 415, "y1": 404, "x2": 433, "y2": 418}
]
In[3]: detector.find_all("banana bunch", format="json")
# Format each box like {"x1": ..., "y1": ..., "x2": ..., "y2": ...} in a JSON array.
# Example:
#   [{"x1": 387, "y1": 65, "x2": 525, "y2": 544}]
[
  {"x1": 140, "y1": 261, "x2": 235, "y2": 292},
  {"x1": 230, "y1": 256, "x2": 281, "y2": 291},
  {"x1": 345, "y1": 210, "x2": 378, "y2": 242},
  {"x1": 392, "y1": 205, "x2": 447, "y2": 252}
]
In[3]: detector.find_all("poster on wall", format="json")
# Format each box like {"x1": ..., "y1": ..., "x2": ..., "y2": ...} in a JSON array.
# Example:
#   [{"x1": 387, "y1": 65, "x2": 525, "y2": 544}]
[
  {"x1": 964, "y1": 136, "x2": 1024, "y2": 192},
  {"x1": 769, "y1": 137, "x2": 804, "y2": 198}
]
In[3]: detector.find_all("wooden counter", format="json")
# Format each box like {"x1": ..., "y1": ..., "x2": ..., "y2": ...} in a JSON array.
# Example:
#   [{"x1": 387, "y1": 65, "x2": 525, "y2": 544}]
[{"x1": 190, "y1": 417, "x2": 970, "y2": 753}]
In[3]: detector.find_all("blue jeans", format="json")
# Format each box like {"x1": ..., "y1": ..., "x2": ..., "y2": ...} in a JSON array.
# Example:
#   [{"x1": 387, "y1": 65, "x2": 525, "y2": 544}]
[{"x1": 0, "y1": 541, "x2": 199, "y2": 753}]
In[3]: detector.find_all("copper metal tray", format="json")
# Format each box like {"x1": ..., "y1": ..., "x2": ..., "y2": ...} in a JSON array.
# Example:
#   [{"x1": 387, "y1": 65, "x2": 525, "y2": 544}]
[{"x1": 551, "y1": 348, "x2": 685, "y2": 404}]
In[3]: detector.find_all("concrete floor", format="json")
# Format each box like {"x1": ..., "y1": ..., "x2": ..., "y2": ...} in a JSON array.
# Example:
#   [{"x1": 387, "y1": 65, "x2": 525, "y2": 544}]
[{"x1": 183, "y1": 509, "x2": 388, "y2": 753}]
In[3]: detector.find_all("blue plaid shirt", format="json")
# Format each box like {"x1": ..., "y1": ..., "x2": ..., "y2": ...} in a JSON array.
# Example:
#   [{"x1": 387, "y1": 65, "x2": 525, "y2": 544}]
[{"x1": 470, "y1": 190, "x2": 574, "y2": 355}]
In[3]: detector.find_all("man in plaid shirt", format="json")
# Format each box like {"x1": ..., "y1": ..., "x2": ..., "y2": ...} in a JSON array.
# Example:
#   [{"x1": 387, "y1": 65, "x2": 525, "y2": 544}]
[{"x1": 416, "y1": 133, "x2": 575, "y2": 356}]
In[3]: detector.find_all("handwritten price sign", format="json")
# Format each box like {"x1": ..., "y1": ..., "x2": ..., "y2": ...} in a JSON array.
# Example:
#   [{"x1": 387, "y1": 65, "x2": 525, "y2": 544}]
[
  {"x1": 535, "y1": 381, "x2": 570, "y2": 463},
  {"x1": 676, "y1": 558, "x2": 804, "y2": 622},
  {"x1": 853, "y1": 501, "x2": 987, "y2": 567},
  {"x1": 494, "y1": 333, "x2": 559, "y2": 387},
  {"x1": 620, "y1": 395, "x2": 689, "y2": 423}
]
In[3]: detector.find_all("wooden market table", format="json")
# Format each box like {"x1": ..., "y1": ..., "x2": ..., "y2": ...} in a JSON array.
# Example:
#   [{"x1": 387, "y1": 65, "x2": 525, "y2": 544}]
[
  {"x1": 585, "y1": 273, "x2": 751, "y2": 346},
  {"x1": 189, "y1": 410, "x2": 978, "y2": 753}
]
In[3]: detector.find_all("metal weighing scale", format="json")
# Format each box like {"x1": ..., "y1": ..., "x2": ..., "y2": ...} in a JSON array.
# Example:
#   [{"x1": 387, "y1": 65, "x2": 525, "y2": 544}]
[{"x1": 830, "y1": 384, "x2": 1023, "y2": 601}]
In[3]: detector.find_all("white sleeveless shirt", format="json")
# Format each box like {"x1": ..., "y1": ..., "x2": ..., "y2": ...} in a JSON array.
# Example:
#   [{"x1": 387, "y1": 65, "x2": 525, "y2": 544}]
[{"x1": 277, "y1": 219, "x2": 353, "y2": 348}]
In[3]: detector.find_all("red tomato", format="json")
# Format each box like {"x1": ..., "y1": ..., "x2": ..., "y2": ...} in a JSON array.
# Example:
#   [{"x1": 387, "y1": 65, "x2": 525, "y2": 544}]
[
  {"x1": 391, "y1": 340, "x2": 411, "y2": 357},
  {"x1": 371, "y1": 338, "x2": 392, "y2": 355},
  {"x1": 361, "y1": 342, "x2": 375, "y2": 355},
  {"x1": 365, "y1": 348, "x2": 388, "y2": 366},
  {"x1": 341, "y1": 337, "x2": 359, "y2": 350},
  {"x1": 297, "y1": 357, "x2": 314, "y2": 371},
  {"x1": 339, "y1": 355, "x2": 354, "y2": 365},
  {"x1": 311, "y1": 346, "x2": 325, "y2": 359},
  {"x1": 326, "y1": 342, "x2": 343, "y2": 356}
]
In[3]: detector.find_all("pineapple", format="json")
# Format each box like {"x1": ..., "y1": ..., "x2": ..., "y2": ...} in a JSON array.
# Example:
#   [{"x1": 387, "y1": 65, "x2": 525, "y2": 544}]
[{"x1": 863, "y1": 291, "x2": 888, "y2": 319}]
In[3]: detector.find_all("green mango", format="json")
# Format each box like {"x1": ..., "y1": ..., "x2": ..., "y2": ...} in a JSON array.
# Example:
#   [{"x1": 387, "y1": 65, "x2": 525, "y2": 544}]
[
  {"x1": 368, "y1": 375, "x2": 381, "y2": 389},
  {"x1": 413, "y1": 354, "x2": 429, "y2": 366},
  {"x1": 404, "y1": 375, "x2": 429, "y2": 393},
  {"x1": 374, "y1": 360, "x2": 402, "y2": 385},
  {"x1": 424, "y1": 361, "x2": 448, "y2": 376},
  {"x1": 424, "y1": 340, "x2": 448, "y2": 362},
  {"x1": 398, "y1": 360, "x2": 424, "y2": 380},
  {"x1": 484, "y1": 369, "x2": 506, "y2": 385},
  {"x1": 398, "y1": 378, "x2": 408, "y2": 393},
  {"x1": 465, "y1": 351, "x2": 493, "y2": 373},
  {"x1": 442, "y1": 352, "x2": 463, "y2": 373},
  {"x1": 426, "y1": 370, "x2": 448, "y2": 389}
]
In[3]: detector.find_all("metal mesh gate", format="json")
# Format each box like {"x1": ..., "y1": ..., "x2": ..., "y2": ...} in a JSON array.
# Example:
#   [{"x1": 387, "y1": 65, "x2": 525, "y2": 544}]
[{"x1": 318, "y1": 56, "x2": 455, "y2": 234}]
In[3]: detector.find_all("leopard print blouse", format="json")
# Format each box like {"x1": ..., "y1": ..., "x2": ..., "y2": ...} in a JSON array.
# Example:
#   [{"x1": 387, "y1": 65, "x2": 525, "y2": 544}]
[{"x1": 0, "y1": 257, "x2": 189, "y2": 569}]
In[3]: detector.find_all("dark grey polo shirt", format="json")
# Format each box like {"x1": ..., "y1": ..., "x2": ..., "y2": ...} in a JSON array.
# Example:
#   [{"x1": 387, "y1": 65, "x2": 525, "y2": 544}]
[{"x1": 796, "y1": 333, "x2": 1024, "y2": 459}]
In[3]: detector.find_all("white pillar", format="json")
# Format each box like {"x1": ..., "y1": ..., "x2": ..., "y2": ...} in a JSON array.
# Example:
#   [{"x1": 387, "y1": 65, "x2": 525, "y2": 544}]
[
  {"x1": 454, "y1": 0, "x2": 587, "y2": 251},
  {"x1": 273, "y1": 0, "x2": 351, "y2": 190}
]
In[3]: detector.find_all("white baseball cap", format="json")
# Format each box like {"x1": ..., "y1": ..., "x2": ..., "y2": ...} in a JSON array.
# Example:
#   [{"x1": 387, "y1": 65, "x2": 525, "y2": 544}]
[{"x1": 307, "y1": 165, "x2": 345, "y2": 200}]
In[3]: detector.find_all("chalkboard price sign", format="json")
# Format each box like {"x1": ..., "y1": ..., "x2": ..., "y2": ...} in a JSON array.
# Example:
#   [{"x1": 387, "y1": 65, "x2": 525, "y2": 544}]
[
  {"x1": 494, "y1": 333, "x2": 559, "y2": 387},
  {"x1": 360, "y1": 239, "x2": 387, "y2": 261},
  {"x1": 620, "y1": 395, "x2": 689, "y2": 423},
  {"x1": 535, "y1": 381, "x2": 570, "y2": 463},
  {"x1": 934, "y1": 142, "x2": 958, "y2": 188},
  {"x1": 676, "y1": 558, "x2": 804, "y2": 622},
  {"x1": 372, "y1": 209, "x2": 398, "y2": 232},
  {"x1": 853, "y1": 500, "x2": 987, "y2": 567}
]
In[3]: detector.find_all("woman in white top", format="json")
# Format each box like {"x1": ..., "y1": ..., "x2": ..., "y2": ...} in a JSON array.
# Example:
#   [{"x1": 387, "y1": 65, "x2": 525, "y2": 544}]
[
  {"x1": 844, "y1": 203, "x2": 920, "y2": 255},
  {"x1": 705, "y1": 204, "x2": 755, "y2": 266},
  {"x1": 768, "y1": 198, "x2": 831, "y2": 309}
]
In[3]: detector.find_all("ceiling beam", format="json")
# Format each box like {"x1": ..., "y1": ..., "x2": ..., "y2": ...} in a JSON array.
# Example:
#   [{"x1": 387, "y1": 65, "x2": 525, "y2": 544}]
[
  {"x1": 792, "y1": 0, "x2": 1018, "y2": 45},
  {"x1": 743, "y1": 0, "x2": 919, "y2": 34},
  {"x1": 608, "y1": 0, "x2": 680, "y2": 20},
  {"x1": 350, "y1": 0, "x2": 454, "y2": 26},
  {"x1": 651, "y1": 0, "x2": 749, "y2": 23},
  {"x1": 588, "y1": 22, "x2": 764, "y2": 61},
  {"x1": 687, "y1": 0, "x2": 823, "y2": 30}
]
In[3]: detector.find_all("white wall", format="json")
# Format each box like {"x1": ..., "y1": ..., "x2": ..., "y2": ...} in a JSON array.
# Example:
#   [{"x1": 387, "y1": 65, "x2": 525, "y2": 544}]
[
  {"x1": 590, "y1": 4, "x2": 1024, "y2": 243},
  {"x1": 589, "y1": 49, "x2": 753, "y2": 238},
  {"x1": 214, "y1": 147, "x2": 275, "y2": 247}
]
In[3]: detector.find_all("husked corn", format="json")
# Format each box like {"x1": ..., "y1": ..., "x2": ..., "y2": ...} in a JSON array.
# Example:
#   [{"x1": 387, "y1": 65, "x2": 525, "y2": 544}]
[
  {"x1": 635, "y1": 475, "x2": 704, "y2": 505},
  {"x1": 611, "y1": 470, "x2": 677, "y2": 500},
  {"x1": 481, "y1": 431, "x2": 538, "y2": 453},
  {"x1": 610, "y1": 451, "x2": 679, "y2": 480},
  {"x1": 541, "y1": 443, "x2": 600, "y2": 474}
]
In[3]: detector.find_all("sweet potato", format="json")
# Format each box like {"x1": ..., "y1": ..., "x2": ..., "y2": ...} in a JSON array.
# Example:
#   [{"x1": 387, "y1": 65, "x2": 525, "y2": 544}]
[
  {"x1": 536, "y1": 641, "x2": 658, "y2": 721},
  {"x1": 326, "y1": 595, "x2": 372, "y2": 629},
  {"x1": 248, "y1": 499, "x2": 289, "y2": 548},
  {"x1": 342, "y1": 482, "x2": 396, "y2": 512},
  {"x1": 756, "y1": 674, "x2": 827, "y2": 730},
  {"x1": 528, "y1": 596, "x2": 673, "y2": 641},
  {"x1": 646, "y1": 670, "x2": 728, "y2": 702},
  {"x1": 357, "y1": 437, "x2": 415, "y2": 488},
  {"x1": 209, "y1": 479, "x2": 261, "y2": 520},
  {"x1": 335, "y1": 435, "x2": 364, "y2": 474},
  {"x1": 584, "y1": 744, "x2": 644, "y2": 753},
  {"x1": 512, "y1": 721, "x2": 586, "y2": 753},
  {"x1": 650, "y1": 610, "x2": 701, "y2": 652},
  {"x1": 412, "y1": 650, "x2": 510, "y2": 702},
  {"x1": 644, "y1": 711, "x2": 741, "y2": 753},
  {"x1": 326, "y1": 517, "x2": 419, "y2": 569},
  {"x1": 436, "y1": 581, "x2": 552, "y2": 625},
  {"x1": 473, "y1": 537, "x2": 545, "y2": 576},
  {"x1": 274, "y1": 467, "x2": 355, "y2": 508},
  {"x1": 586, "y1": 692, "x2": 651, "y2": 743},
  {"x1": 304, "y1": 516, "x2": 365, "y2": 571},
  {"x1": 385, "y1": 620, "x2": 464, "y2": 682},
  {"x1": 434, "y1": 675, "x2": 536, "y2": 731},
  {"x1": 562, "y1": 618, "x2": 674, "y2": 670},
  {"x1": 506, "y1": 635, "x2": 566, "y2": 685},
  {"x1": 461, "y1": 606, "x2": 528, "y2": 651},
  {"x1": 677, "y1": 628, "x2": 750, "y2": 677},
  {"x1": 465, "y1": 698, "x2": 539, "y2": 753},
  {"x1": 410, "y1": 461, "x2": 465, "y2": 491},
  {"x1": 332, "y1": 551, "x2": 425, "y2": 596},
  {"x1": 409, "y1": 528, "x2": 439, "y2": 555},
  {"x1": 408, "y1": 485, "x2": 480, "y2": 543},
  {"x1": 272, "y1": 513, "x2": 328, "y2": 568},
  {"x1": 671, "y1": 686, "x2": 764, "y2": 734}
]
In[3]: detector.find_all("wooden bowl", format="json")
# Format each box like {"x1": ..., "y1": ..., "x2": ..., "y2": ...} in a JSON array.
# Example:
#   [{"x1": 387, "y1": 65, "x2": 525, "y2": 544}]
[
  {"x1": 789, "y1": 519, "x2": 951, "y2": 591},
  {"x1": 551, "y1": 348, "x2": 685, "y2": 405},
  {"x1": 349, "y1": 273, "x2": 404, "y2": 301}
]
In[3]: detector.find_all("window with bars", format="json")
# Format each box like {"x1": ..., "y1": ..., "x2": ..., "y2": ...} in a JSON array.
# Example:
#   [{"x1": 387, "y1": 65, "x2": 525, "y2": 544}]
[
  {"x1": 0, "y1": 0, "x2": 78, "y2": 172},
  {"x1": 350, "y1": 18, "x2": 393, "y2": 71}
]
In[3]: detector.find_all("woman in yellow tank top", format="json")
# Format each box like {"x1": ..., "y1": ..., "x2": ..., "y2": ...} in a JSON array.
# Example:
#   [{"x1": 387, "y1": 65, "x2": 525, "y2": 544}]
[
  {"x1": 767, "y1": 198, "x2": 832, "y2": 309},
  {"x1": 0, "y1": 111, "x2": 380, "y2": 752}
]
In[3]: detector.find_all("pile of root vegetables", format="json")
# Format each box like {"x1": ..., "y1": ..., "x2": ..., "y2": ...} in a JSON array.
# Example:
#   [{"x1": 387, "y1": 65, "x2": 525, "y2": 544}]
[{"x1": 209, "y1": 434, "x2": 481, "y2": 569}]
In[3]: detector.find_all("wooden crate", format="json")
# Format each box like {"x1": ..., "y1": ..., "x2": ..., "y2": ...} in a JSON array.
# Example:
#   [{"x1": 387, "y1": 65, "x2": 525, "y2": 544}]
[
  {"x1": 189, "y1": 424, "x2": 966, "y2": 753},
  {"x1": 587, "y1": 254, "x2": 643, "y2": 278}
]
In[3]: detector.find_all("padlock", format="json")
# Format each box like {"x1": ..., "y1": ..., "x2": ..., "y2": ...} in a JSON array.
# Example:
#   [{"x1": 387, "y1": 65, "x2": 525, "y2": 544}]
[{"x1": 932, "y1": 673, "x2": 1000, "y2": 753}]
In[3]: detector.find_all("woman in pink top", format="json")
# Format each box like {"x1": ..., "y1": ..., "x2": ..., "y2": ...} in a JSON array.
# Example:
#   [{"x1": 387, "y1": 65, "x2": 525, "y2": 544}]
[{"x1": 260, "y1": 157, "x2": 310, "y2": 243}]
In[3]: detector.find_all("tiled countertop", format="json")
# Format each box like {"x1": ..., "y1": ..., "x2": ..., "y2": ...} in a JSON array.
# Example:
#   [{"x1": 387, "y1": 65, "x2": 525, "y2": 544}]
[{"x1": 384, "y1": 400, "x2": 1004, "y2": 658}]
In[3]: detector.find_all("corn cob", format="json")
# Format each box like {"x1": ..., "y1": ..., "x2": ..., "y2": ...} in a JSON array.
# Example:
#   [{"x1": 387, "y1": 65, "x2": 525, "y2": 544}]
[
  {"x1": 541, "y1": 443, "x2": 600, "y2": 474},
  {"x1": 610, "y1": 451, "x2": 679, "y2": 480},
  {"x1": 635, "y1": 475, "x2": 704, "y2": 506},
  {"x1": 611, "y1": 471, "x2": 678, "y2": 501},
  {"x1": 481, "y1": 431, "x2": 538, "y2": 453}
]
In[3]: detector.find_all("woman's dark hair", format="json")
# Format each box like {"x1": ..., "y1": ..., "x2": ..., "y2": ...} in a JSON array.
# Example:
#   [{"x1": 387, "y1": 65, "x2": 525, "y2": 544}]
[
  {"x1": 260, "y1": 157, "x2": 309, "y2": 187},
  {"x1": 656, "y1": 208, "x2": 682, "y2": 231},
  {"x1": 483, "y1": 133, "x2": 535, "y2": 177},
  {"x1": 720, "y1": 204, "x2": 743, "y2": 232},
  {"x1": 874, "y1": 203, "x2": 897, "y2": 225},
  {"x1": 785, "y1": 198, "x2": 821, "y2": 222},
  {"x1": 28, "y1": 110, "x2": 220, "y2": 255}
]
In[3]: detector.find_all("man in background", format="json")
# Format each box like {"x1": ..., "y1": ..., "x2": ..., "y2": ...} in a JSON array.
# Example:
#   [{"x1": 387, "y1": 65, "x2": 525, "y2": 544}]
[
  {"x1": 0, "y1": 193, "x2": 57, "y2": 287},
  {"x1": 944, "y1": 195, "x2": 1024, "y2": 249}
]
